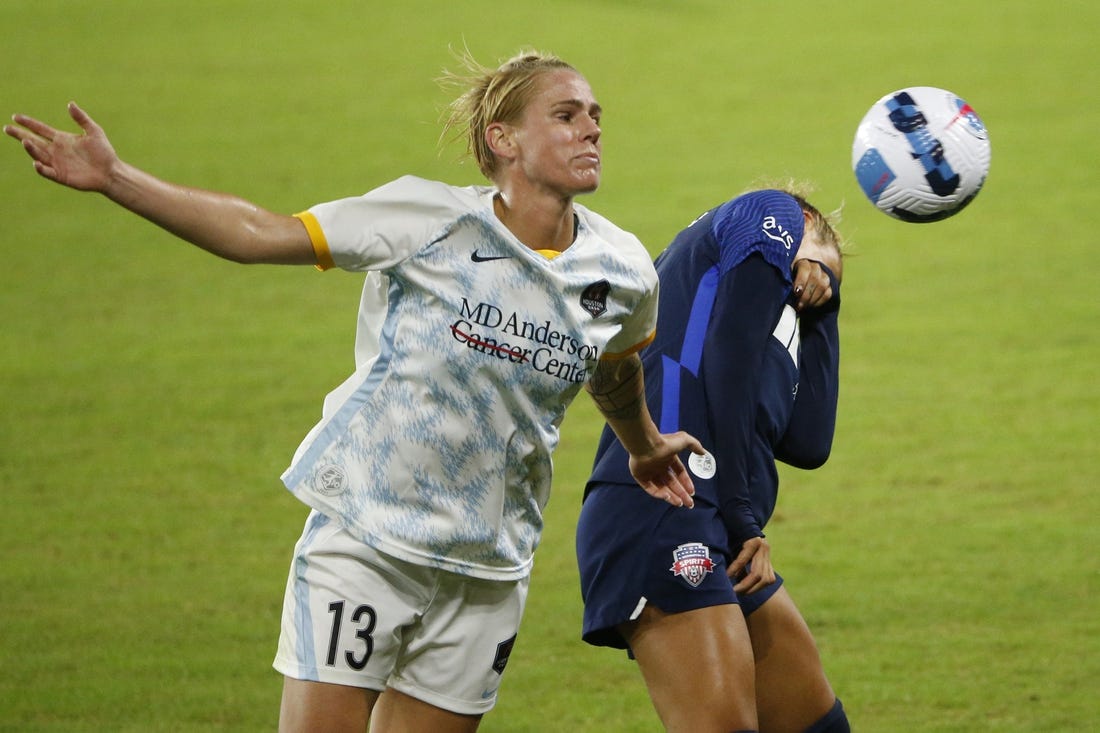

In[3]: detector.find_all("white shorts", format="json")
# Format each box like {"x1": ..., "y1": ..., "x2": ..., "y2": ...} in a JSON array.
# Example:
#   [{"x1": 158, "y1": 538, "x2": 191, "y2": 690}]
[{"x1": 273, "y1": 511, "x2": 529, "y2": 715}]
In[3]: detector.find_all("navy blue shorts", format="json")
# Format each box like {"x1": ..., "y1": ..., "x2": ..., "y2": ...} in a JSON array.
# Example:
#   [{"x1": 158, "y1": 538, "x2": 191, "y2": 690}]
[{"x1": 576, "y1": 481, "x2": 782, "y2": 650}]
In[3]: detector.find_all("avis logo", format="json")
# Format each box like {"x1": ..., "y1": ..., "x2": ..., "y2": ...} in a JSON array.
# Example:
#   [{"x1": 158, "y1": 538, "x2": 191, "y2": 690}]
[
  {"x1": 762, "y1": 216, "x2": 795, "y2": 250},
  {"x1": 669, "y1": 542, "x2": 715, "y2": 587}
]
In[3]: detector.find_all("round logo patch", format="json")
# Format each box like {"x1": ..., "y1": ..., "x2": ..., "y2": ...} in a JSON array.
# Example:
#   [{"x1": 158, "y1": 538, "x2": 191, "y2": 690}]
[
  {"x1": 688, "y1": 450, "x2": 717, "y2": 479},
  {"x1": 315, "y1": 464, "x2": 349, "y2": 496}
]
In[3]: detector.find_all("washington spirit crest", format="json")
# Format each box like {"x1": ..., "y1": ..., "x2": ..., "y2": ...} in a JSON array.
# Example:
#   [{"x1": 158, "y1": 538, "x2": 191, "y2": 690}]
[{"x1": 670, "y1": 542, "x2": 715, "y2": 587}]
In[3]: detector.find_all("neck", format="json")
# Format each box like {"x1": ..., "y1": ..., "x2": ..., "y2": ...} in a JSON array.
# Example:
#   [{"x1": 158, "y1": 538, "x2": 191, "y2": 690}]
[{"x1": 494, "y1": 192, "x2": 576, "y2": 253}]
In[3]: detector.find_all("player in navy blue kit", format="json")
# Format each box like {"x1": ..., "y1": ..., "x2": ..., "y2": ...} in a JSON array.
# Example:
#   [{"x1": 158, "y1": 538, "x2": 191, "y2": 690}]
[{"x1": 576, "y1": 188, "x2": 849, "y2": 732}]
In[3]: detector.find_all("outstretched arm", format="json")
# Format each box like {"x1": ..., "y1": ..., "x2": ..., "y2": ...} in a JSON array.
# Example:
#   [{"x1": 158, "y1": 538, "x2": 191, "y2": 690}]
[
  {"x1": 587, "y1": 354, "x2": 701, "y2": 508},
  {"x1": 5, "y1": 103, "x2": 315, "y2": 265}
]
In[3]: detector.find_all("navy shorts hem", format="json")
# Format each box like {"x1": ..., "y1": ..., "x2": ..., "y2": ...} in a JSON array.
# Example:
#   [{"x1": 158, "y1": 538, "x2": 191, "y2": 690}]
[{"x1": 577, "y1": 482, "x2": 783, "y2": 650}]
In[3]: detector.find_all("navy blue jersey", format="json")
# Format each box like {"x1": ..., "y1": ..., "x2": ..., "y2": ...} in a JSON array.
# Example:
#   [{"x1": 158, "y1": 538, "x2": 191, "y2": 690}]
[{"x1": 586, "y1": 190, "x2": 840, "y2": 549}]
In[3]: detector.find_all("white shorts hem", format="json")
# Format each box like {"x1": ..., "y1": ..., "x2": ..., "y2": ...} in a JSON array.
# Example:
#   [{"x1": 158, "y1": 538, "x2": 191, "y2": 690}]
[{"x1": 388, "y1": 677, "x2": 496, "y2": 716}]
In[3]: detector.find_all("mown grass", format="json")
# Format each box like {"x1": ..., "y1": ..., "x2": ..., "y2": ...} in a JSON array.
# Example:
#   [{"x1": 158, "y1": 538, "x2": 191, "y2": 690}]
[{"x1": 2, "y1": 1, "x2": 1096, "y2": 730}]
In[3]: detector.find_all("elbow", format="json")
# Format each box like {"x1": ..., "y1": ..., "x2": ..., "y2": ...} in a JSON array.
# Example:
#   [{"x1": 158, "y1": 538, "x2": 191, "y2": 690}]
[
  {"x1": 792, "y1": 450, "x2": 831, "y2": 470},
  {"x1": 218, "y1": 249, "x2": 257, "y2": 265},
  {"x1": 778, "y1": 441, "x2": 833, "y2": 470}
]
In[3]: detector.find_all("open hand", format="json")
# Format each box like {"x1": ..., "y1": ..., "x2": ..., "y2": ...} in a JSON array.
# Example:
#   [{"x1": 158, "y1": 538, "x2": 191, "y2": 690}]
[
  {"x1": 628, "y1": 431, "x2": 703, "y2": 508},
  {"x1": 5, "y1": 102, "x2": 118, "y2": 192}
]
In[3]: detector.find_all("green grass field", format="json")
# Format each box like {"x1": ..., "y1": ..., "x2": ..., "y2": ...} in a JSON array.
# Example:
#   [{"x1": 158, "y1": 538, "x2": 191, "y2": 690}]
[{"x1": 2, "y1": 1, "x2": 1097, "y2": 730}]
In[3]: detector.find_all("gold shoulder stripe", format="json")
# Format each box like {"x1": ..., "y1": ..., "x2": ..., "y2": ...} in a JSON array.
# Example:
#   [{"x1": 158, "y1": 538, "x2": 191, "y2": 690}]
[
  {"x1": 294, "y1": 211, "x2": 335, "y2": 271},
  {"x1": 601, "y1": 328, "x2": 656, "y2": 360}
]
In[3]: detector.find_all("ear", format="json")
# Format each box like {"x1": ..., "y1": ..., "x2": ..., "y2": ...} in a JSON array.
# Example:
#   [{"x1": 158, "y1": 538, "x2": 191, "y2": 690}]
[{"x1": 486, "y1": 122, "x2": 516, "y2": 162}]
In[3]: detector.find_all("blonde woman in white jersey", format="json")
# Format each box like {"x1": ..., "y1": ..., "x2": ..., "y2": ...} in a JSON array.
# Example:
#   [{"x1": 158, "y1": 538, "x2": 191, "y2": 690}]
[{"x1": 6, "y1": 51, "x2": 702, "y2": 732}]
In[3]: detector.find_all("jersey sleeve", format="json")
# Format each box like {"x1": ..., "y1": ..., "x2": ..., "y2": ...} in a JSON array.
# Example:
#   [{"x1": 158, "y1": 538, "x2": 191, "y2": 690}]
[
  {"x1": 703, "y1": 253, "x2": 790, "y2": 546},
  {"x1": 711, "y1": 189, "x2": 804, "y2": 281},
  {"x1": 775, "y1": 266, "x2": 841, "y2": 469},
  {"x1": 602, "y1": 273, "x2": 658, "y2": 359},
  {"x1": 294, "y1": 175, "x2": 462, "y2": 272}
]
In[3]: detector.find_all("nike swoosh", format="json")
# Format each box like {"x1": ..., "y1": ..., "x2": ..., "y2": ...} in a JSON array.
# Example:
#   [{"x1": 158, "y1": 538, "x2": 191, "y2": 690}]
[{"x1": 471, "y1": 250, "x2": 512, "y2": 262}]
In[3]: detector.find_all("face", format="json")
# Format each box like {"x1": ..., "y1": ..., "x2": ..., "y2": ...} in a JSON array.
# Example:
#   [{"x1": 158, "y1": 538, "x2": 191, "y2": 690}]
[{"x1": 493, "y1": 69, "x2": 603, "y2": 197}]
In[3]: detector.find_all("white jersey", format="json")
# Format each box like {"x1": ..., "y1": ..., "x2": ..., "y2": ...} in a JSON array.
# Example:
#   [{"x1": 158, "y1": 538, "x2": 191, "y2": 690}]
[{"x1": 281, "y1": 175, "x2": 658, "y2": 580}]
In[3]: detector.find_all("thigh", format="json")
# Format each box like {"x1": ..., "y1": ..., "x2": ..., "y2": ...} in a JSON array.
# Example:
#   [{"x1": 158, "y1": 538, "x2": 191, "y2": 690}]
[
  {"x1": 622, "y1": 603, "x2": 757, "y2": 733},
  {"x1": 578, "y1": 482, "x2": 737, "y2": 649},
  {"x1": 392, "y1": 571, "x2": 529, "y2": 716},
  {"x1": 272, "y1": 512, "x2": 432, "y2": 692},
  {"x1": 370, "y1": 688, "x2": 483, "y2": 733},
  {"x1": 279, "y1": 677, "x2": 378, "y2": 733},
  {"x1": 746, "y1": 585, "x2": 836, "y2": 732}
]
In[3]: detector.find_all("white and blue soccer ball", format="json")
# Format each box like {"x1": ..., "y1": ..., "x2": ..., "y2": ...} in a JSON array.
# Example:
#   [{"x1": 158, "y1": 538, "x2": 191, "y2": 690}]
[{"x1": 852, "y1": 86, "x2": 991, "y2": 222}]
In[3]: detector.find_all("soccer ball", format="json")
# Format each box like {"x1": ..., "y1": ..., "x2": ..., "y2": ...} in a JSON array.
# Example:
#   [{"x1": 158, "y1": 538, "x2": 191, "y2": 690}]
[{"x1": 852, "y1": 86, "x2": 991, "y2": 222}]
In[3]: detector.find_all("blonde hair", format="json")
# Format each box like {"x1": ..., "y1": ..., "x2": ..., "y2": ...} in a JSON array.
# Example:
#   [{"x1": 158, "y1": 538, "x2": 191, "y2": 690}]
[{"x1": 440, "y1": 48, "x2": 576, "y2": 179}]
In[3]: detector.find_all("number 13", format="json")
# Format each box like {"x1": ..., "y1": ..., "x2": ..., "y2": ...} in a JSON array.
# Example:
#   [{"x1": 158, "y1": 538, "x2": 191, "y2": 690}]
[{"x1": 326, "y1": 599, "x2": 376, "y2": 670}]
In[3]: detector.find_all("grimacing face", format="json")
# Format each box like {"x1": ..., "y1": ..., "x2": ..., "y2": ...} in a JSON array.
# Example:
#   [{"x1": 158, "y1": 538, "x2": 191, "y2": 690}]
[{"x1": 501, "y1": 69, "x2": 603, "y2": 197}]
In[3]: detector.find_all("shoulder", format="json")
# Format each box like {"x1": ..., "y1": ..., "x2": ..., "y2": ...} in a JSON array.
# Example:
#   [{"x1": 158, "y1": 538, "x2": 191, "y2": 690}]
[
  {"x1": 711, "y1": 190, "x2": 804, "y2": 279},
  {"x1": 713, "y1": 190, "x2": 803, "y2": 246},
  {"x1": 368, "y1": 175, "x2": 491, "y2": 210},
  {"x1": 309, "y1": 175, "x2": 492, "y2": 234},
  {"x1": 573, "y1": 202, "x2": 640, "y2": 245},
  {"x1": 574, "y1": 202, "x2": 654, "y2": 275}
]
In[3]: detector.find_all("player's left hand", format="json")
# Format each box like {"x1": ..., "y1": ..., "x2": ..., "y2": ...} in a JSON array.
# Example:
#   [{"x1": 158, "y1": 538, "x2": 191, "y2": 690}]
[
  {"x1": 791, "y1": 259, "x2": 834, "y2": 312},
  {"x1": 628, "y1": 431, "x2": 702, "y2": 509},
  {"x1": 728, "y1": 536, "x2": 776, "y2": 594}
]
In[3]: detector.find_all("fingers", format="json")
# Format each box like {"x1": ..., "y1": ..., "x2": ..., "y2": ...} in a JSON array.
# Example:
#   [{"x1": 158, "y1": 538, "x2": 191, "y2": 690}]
[
  {"x1": 68, "y1": 101, "x2": 99, "y2": 135},
  {"x1": 792, "y1": 260, "x2": 832, "y2": 311},
  {"x1": 638, "y1": 460, "x2": 695, "y2": 509},
  {"x1": 664, "y1": 430, "x2": 705, "y2": 457},
  {"x1": 733, "y1": 570, "x2": 772, "y2": 595},
  {"x1": 4, "y1": 122, "x2": 56, "y2": 180},
  {"x1": 6, "y1": 114, "x2": 58, "y2": 177},
  {"x1": 666, "y1": 460, "x2": 695, "y2": 508},
  {"x1": 727, "y1": 537, "x2": 775, "y2": 594},
  {"x1": 7, "y1": 113, "x2": 59, "y2": 143},
  {"x1": 645, "y1": 469, "x2": 694, "y2": 509},
  {"x1": 6, "y1": 103, "x2": 93, "y2": 146}
]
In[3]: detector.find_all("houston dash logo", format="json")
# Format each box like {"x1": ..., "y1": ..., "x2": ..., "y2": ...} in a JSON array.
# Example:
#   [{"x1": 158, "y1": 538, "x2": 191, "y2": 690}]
[
  {"x1": 670, "y1": 542, "x2": 715, "y2": 587},
  {"x1": 580, "y1": 280, "x2": 610, "y2": 317}
]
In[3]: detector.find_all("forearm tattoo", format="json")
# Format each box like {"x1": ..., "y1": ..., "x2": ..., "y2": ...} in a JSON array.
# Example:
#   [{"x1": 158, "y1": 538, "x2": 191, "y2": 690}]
[{"x1": 587, "y1": 355, "x2": 644, "y2": 420}]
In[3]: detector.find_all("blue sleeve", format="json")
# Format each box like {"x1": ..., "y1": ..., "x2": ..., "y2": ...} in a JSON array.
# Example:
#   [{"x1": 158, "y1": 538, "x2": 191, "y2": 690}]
[
  {"x1": 712, "y1": 190, "x2": 803, "y2": 281},
  {"x1": 776, "y1": 266, "x2": 841, "y2": 468},
  {"x1": 704, "y1": 253, "x2": 789, "y2": 546}
]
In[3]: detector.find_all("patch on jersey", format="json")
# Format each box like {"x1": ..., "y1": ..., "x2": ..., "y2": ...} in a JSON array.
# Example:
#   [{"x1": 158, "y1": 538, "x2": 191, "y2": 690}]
[
  {"x1": 688, "y1": 450, "x2": 717, "y2": 479},
  {"x1": 491, "y1": 634, "x2": 517, "y2": 675},
  {"x1": 712, "y1": 191, "x2": 804, "y2": 280},
  {"x1": 670, "y1": 542, "x2": 716, "y2": 587},
  {"x1": 315, "y1": 464, "x2": 348, "y2": 496},
  {"x1": 580, "y1": 280, "x2": 610, "y2": 317}
]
